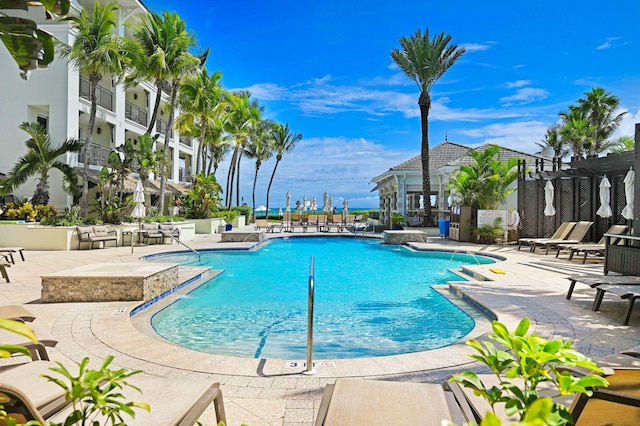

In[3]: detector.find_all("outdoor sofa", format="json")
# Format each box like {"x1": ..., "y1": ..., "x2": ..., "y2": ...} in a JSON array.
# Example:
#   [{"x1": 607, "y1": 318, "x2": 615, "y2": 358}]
[{"x1": 75, "y1": 225, "x2": 117, "y2": 250}]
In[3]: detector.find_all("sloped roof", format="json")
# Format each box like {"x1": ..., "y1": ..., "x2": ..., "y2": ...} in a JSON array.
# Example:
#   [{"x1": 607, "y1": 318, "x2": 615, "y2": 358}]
[
  {"x1": 390, "y1": 142, "x2": 542, "y2": 171},
  {"x1": 391, "y1": 142, "x2": 472, "y2": 171}
]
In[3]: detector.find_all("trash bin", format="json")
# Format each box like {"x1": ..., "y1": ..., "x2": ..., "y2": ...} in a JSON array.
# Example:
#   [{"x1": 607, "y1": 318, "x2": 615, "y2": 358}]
[
  {"x1": 438, "y1": 219, "x2": 450, "y2": 238},
  {"x1": 225, "y1": 223, "x2": 233, "y2": 231}
]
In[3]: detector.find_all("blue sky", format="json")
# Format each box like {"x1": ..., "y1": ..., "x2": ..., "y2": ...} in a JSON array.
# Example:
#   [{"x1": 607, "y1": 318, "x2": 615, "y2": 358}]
[{"x1": 145, "y1": 0, "x2": 640, "y2": 209}]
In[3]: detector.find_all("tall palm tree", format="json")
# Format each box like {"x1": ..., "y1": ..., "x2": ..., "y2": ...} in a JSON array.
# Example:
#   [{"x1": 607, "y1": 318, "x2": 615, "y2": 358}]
[
  {"x1": 129, "y1": 10, "x2": 200, "y2": 213},
  {"x1": 244, "y1": 120, "x2": 274, "y2": 221},
  {"x1": 266, "y1": 123, "x2": 302, "y2": 218},
  {"x1": 177, "y1": 68, "x2": 227, "y2": 175},
  {"x1": 610, "y1": 135, "x2": 635, "y2": 154},
  {"x1": 391, "y1": 29, "x2": 465, "y2": 226},
  {"x1": 0, "y1": 122, "x2": 82, "y2": 205},
  {"x1": 224, "y1": 92, "x2": 261, "y2": 208},
  {"x1": 58, "y1": 1, "x2": 127, "y2": 216},
  {"x1": 535, "y1": 125, "x2": 570, "y2": 161},
  {"x1": 576, "y1": 87, "x2": 626, "y2": 155}
]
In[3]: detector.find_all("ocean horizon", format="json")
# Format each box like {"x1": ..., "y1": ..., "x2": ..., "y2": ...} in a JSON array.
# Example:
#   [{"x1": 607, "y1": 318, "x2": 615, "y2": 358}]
[{"x1": 254, "y1": 207, "x2": 375, "y2": 217}]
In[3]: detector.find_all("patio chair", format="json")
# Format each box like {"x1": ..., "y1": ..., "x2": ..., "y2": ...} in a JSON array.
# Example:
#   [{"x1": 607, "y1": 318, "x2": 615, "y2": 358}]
[
  {"x1": 592, "y1": 284, "x2": 640, "y2": 325},
  {"x1": 445, "y1": 370, "x2": 640, "y2": 426},
  {"x1": 530, "y1": 220, "x2": 593, "y2": 254},
  {"x1": 75, "y1": 225, "x2": 117, "y2": 250},
  {"x1": 315, "y1": 378, "x2": 470, "y2": 426},
  {"x1": 555, "y1": 224, "x2": 628, "y2": 263},
  {"x1": 0, "y1": 361, "x2": 227, "y2": 426},
  {"x1": 0, "y1": 322, "x2": 57, "y2": 361},
  {"x1": 317, "y1": 215, "x2": 328, "y2": 232},
  {"x1": 0, "y1": 305, "x2": 36, "y2": 322},
  {"x1": 158, "y1": 223, "x2": 180, "y2": 243},
  {"x1": 254, "y1": 219, "x2": 272, "y2": 232},
  {"x1": 140, "y1": 223, "x2": 163, "y2": 244},
  {"x1": 0, "y1": 247, "x2": 25, "y2": 263},
  {"x1": 517, "y1": 221, "x2": 576, "y2": 251},
  {"x1": 0, "y1": 259, "x2": 10, "y2": 283},
  {"x1": 566, "y1": 274, "x2": 640, "y2": 300}
]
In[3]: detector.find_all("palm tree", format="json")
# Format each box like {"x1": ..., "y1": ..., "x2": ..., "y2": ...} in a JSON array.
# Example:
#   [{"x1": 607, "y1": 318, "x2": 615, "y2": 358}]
[
  {"x1": 244, "y1": 120, "x2": 274, "y2": 221},
  {"x1": 391, "y1": 29, "x2": 465, "y2": 226},
  {"x1": 576, "y1": 87, "x2": 626, "y2": 155},
  {"x1": 58, "y1": 1, "x2": 127, "y2": 216},
  {"x1": 0, "y1": 122, "x2": 82, "y2": 205},
  {"x1": 535, "y1": 125, "x2": 570, "y2": 161},
  {"x1": 266, "y1": 123, "x2": 302, "y2": 218},
  {"x1": 224, "y1": 92, "x2": 261, "y2": 208},
  {"x1": 560, "y1": 109, "x2": 594, "y2": 159},
  {"x1": 129, "y1": 10, "x2": 200, "y2": 213},
  {"x1": 610, "y1": 135, "x2": 635, "y2": 154},
  {"x1": 177, "y1": 68, "x2": 227, "y2": 175}
]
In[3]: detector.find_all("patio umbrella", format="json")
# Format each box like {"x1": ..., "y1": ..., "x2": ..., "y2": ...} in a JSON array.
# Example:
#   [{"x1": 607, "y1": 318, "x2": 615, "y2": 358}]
[
  {"x1": 544, "y1": 180, "x2": 555, "y2": 216},
  {"x1": 596, "y1": 176, "x2": 612, "y2": 218},
  {"x1": 285, "y1": 191, "x2": 291, "y2": 212},
  {"x1": 131, "y1": 179, "x2": 146, "y2": 220},
  {"x1": 622, "y1": 168, "x2": 635, "y2": 220},
  {"x1": 278, "y1": 207, "x2": 283, "y2": 218},
  {"x1": 323, "y1": 191, "x2": 329, "y2": 212},
  {"x1": 343, "y1": 199, "x2": 349, "y2": 218}
]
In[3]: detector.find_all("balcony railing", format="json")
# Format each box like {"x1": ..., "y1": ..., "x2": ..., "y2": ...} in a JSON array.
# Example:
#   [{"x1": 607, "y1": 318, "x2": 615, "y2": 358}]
[
  {"x1": 156, "y1": 118, "x2": 169, "y2": 136},
  {"x1": 79, "y1": 77, "x2": 113, "y2": 111},
  {"x1": 125, "y1": 101, "x2": 148, "y2": 127},
  {"x1": 178, "y1": 167, "x2": 191, "y2": 183},
  {"x1": 179, "y1": 136, "x2": 193, "y2": 147},
  {"x1": 77, "y1": 142, "x2": 112, "y2": 168}
]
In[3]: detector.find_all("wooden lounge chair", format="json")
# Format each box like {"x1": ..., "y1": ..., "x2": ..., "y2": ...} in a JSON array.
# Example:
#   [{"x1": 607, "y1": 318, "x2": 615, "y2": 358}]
[
  {"x1": 531, "y1": 221, "x2": 593, "y2": 254},
  {"x1": 315, "y1": 378, "x2": 469, "y2": 426},
  {"x1": 0, "y1": 361, "x2": 227, "y2": 426},
  {"x1": 565, "y1": 274, "x2": 640, "y2": 300},
  {"x1": 556, "y1": 224, "x2": 628, "y2": 262},
  {"x1": 517, "y1": 221, "x2": 576, "y2": 251}
]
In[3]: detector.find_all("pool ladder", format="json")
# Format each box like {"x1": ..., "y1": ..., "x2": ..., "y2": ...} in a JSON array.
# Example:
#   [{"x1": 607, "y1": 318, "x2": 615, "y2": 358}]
[{"x1": 304, "y1": 256, "x2": 316, "y2": 375}]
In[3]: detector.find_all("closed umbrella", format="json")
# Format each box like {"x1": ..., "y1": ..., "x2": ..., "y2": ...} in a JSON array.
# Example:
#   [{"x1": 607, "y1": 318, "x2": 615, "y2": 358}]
[
  {"x1": 622, "y1": 168, "x2": 635, "y2": 220},
  {"x1": 131, "y1": 179, "x2": 146, "y2": 253},
  {"x1": 544, "y1": 181, "x2": 555, "y2": 216},
  {"x1": 596, "y1": 176, "x2": 612, "y2": 218},
  {"x1": 285, "y1": 191, "x2": 291, "y2": 213}
]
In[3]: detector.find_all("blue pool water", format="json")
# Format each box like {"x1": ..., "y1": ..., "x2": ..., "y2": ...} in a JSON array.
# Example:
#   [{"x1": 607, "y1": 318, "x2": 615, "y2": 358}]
[{"x1": 149, "y1": 238, "x2": 495, "y2": 359}]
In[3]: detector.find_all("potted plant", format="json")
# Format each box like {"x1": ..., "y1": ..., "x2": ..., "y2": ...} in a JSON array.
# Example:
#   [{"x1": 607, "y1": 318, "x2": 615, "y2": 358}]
[{"x1": 391, "y1": 213, "x2": 405, "y2": 230}]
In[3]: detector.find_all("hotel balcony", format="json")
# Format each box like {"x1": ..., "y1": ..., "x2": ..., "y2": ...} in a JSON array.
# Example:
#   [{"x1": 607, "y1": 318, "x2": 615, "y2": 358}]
[
  {"x1": 79, "y1": 77, "x2": 113, "y2": 111},
  {"x1": 178, "y1": 167, "x2": 191, "y2": 183},
  {"x1": 125, "y1": 101, "x2": 148, "y2": 127},
  {"x1": 77, "y1": 142, "x2": 112, "y2": 168}
]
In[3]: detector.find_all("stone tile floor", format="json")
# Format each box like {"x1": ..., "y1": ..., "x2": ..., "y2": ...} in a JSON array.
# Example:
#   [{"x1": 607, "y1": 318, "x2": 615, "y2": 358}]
[{"x1": 1, "y1": 227, "x2": 639, "y2": 425}]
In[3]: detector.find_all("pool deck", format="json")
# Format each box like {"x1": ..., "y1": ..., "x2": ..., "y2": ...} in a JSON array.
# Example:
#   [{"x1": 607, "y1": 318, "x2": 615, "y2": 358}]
[{"x1": 1, "y1": 226, "x2": 639, "y2": 425}]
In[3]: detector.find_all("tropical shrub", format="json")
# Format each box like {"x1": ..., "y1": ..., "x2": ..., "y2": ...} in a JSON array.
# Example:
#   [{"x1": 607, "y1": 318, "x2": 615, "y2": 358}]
[
  {"x1": 181, "y1": 173, "x2": 223, "y2": 219},
  {"x1": 449, "y1": 318, "x2": 608, "y2": 425},
  {"x1": 391, "y1": 213, "x2": 405, "y2": 227},
  {"x1": 2, "y1": 201, "x2": 57, "y2": 222}
]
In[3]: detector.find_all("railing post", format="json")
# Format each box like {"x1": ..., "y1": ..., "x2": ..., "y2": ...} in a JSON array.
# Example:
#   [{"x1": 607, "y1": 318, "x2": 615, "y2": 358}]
[{"x1": 303, "y1": 256, "x2": 316, "y2": 375}]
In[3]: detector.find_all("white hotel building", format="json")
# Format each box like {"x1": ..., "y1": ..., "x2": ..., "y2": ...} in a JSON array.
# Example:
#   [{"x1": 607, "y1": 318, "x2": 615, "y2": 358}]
[{"x1": 0, "y1": 0, "x2": 196, "y2": 211}]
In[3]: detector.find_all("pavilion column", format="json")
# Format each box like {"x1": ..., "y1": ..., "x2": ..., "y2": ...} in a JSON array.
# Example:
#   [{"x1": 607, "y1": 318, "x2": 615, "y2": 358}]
[{"x1": 634, "y1": 123, "x2": 640, "y2": 238}]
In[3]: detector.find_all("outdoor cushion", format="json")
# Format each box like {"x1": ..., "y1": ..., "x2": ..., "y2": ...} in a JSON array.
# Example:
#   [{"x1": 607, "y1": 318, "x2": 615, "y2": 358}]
[{"x1": 92, "y1": 225, "x2": 108, "y2": 237}]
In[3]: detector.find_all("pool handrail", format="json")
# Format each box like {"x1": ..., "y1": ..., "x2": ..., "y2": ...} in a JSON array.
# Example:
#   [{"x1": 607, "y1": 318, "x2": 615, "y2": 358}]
[{"x1": 304, "y1": 256, "x2": 316, "y2": 375}]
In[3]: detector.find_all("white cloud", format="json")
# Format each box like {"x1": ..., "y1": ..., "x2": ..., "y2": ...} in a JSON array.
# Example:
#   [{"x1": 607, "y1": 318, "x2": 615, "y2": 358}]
[
  {"x1": 460, "y1": 42, "x2": 493, "y2": 52},
  {"x1": 500, "y1": 87, "x2": 550, "y2": 105},
  {"x1": 614, "y1": 107, "x2": 640, "y2": 138},
  {"x1": 458, "y1": 121, "x2": 549, "y2": 153},
  {"x1": 596, "y1": 37, "x2": 621, "y2": 50},
  {"x1": 505, "y1": 80, "x2": 531, "y2": 88}
]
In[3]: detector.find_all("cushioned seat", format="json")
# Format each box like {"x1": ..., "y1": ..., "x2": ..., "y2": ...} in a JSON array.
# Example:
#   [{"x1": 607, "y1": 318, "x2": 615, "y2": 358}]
[{"x1": 76, "y1": 225, "x2": 117, "y2": 250}]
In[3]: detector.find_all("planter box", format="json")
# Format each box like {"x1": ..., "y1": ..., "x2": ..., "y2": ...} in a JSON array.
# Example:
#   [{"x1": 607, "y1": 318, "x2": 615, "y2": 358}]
[{"x1": 193, "y1": 218, "x2": 227, "y2": 234}]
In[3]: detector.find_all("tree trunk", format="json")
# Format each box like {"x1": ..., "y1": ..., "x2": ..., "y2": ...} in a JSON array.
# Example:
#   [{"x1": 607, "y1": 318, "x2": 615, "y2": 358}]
[
  {"x1": 32, "y1": 171, "x2": 49, "y2": 205},
  {"x1": 147, "y1": 83, "x2": 163, "y2": 135},
  {"x1": 418, "y1": 91, "x2": 435, "y2": 227},
  {"x1": 265, "y1": 157, "x2": 281, "y2": 223},
  {"x1": 81, "y1": 76, "x2": 99, "y2": 217},
  {"x1": 195, "y1": 123, "x2": 206, "y2": 175},
  {"x1": 226, "y1": 146, "x2": 238, "y2": 208},
  {"x1": 159, "y1": 81, "x2": 180, "y2": 214},
  {"x1": 252, "y1": 162, "x2": 260, "y2": 223},
  {"x1": 236, "y1": 149, "x2": 242, "y2": 206}
]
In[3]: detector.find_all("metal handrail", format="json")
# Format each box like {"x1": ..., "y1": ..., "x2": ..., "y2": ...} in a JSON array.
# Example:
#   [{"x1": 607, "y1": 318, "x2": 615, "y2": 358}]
[{"x1": 304, "y1": 256, "x2": 316, "y2": 375}]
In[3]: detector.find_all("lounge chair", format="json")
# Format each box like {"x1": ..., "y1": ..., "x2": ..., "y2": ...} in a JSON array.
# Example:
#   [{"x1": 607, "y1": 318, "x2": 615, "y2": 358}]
[
  {"x1": 0, "y1": 247, "x2": 25, "y2": 263},
  {"x1": 317, "y1": 215, "x2": 328, "y2": 232},
  {"x1": 0, "y1": 361, "x2": 227, "y2": 425},
  {"x1": 0, "y1": 322, "x2": 57, "y2": 361},
  {"x1": 76, "y1": 225, "x2": 118, "y2": 250},
  {"x1": 315, "y1": 378, "x2": 469, "y2": 426},
  {"x1": 517, "y1": 221, "x2": 576, "y2": 251},
  {"x1": 592, "y1": 284, "x2": 640, "y2": 325},
  {"x1": 446, "y1": 370, "x2": 640, "y2": 425},
  {"x1": 254, "y1": 218, "x2": 270, "y2": 231},
  {"x1": 0, "y1": 305, "x2": 36, "y2": 322},
  {"x1": 531, "y1": 220, "x2": 593, "y2": 254},
  {"x1": 0, "y1": 259, "x2": 10, "y2": 283},
  {"x1": 565, "y1": 274, "x2": 640, "y2": 300},
  {"x1": 159, "y1": 223, "x2": 180, "y2": 243},
  {"x1": 555, "y1": 224, "x2": 628, "y2": 262},
  {"x1": 330, "y1": 214, "x2": 344, "y2": 232}
]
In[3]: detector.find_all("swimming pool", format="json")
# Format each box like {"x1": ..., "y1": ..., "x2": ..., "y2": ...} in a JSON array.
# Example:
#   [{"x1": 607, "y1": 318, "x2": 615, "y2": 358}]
[{"x1": 148, "y1": 237, "x2": 496, "y2": 359}]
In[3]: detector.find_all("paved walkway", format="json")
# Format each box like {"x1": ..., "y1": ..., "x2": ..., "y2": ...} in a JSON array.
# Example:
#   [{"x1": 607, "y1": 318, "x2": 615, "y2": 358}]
[{"x1": 1, "y1": 227, "x2": 639, "y2": 425}]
